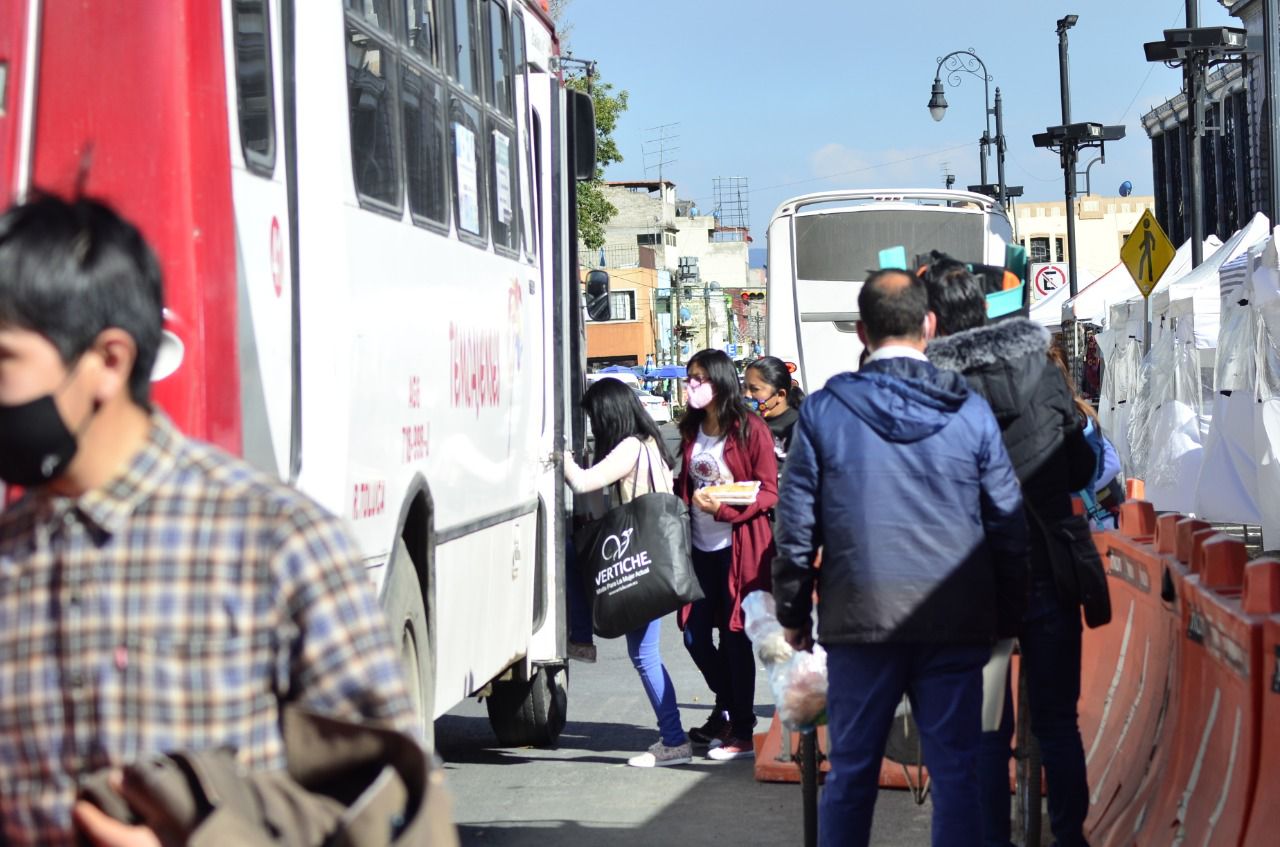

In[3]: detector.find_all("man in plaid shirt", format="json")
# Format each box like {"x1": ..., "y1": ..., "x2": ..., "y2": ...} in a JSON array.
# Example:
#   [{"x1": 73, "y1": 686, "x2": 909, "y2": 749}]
[{"x1": 0, "y1": 197, "x2": 416, "y2": 846}]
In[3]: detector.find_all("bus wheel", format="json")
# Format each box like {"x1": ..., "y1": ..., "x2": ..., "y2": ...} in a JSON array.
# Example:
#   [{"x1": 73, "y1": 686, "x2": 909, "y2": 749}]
[
  {"x1": 485, "y1": 663, "x2": 568, "y2": 747},
  {"x1": 384, "y1": 539, "x2": 435, "y2": 753}
]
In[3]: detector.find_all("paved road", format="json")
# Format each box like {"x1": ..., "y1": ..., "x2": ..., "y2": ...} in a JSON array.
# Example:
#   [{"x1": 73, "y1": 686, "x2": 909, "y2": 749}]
[{"x1": 436, "y1": 618, "x2": 935, "y2": 845}]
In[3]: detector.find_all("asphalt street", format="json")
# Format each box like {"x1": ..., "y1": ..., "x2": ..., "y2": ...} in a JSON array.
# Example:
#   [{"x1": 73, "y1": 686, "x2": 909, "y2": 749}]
[
  {"x1": 436, "y1": 618, "x2": 935, "y2": 846},
  {"x1": 437, "y1": 421, "x2": 936, "y2": 844}
]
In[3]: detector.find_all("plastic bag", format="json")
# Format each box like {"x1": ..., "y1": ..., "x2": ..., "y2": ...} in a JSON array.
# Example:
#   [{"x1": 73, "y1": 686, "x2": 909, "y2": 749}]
[{"x1": 742, "y1": 591, "x2": 827, "y2": 730}]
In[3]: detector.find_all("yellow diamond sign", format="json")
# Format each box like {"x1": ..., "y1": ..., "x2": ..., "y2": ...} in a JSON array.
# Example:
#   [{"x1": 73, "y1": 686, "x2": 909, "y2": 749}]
[{"x1": 1120, "y1": 209, "x2": 1175, "y2": 297}]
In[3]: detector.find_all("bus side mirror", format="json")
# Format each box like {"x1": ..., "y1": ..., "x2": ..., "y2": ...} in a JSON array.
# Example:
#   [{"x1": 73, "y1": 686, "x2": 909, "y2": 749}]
[
  {"x1": 567, "y1": 89, "x2": 597, "y2": 182},
  {"x1": 585, "y1": 270, "x2": 611, "y2": 321}
]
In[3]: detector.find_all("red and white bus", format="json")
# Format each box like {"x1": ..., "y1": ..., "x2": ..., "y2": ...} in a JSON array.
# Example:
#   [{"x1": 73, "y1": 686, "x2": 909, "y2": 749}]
[{"x1": 0, "y1": 0, "x2": 597, "y2": 750}]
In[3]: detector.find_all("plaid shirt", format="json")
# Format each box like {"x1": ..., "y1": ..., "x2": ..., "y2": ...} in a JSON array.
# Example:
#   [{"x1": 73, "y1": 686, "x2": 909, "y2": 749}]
[{"x1": 0, "y1": 416, "x2": 414, "y2": 846}]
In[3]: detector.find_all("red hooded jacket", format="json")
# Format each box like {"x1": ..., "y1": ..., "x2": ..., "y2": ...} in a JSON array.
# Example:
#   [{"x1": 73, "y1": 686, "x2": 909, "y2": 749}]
[{"x1": 676, "y1": 413, "x2": 778, "y2": 632}]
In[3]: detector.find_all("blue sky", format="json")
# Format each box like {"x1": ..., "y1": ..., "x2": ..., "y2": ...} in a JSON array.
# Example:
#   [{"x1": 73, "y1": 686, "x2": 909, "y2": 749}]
[{"x1": 564, "y1": 0, "x2": 1234, "y2": 241}]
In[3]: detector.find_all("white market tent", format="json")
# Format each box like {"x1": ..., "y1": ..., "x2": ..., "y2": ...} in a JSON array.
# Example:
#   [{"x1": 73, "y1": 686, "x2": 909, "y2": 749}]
[
  {"x1": 1125, "y1": 214, "x2": 1272, "y2": 513},
  {"x1": 1061, "y1": 236, "x2": 1222, "y2": 327},
  {"x1": 1030, "y1": 276, "x2": 1072, "y2": 330},
  {"x1": 1195, "y1": 250, "x2": 1265, "y2": 526}
]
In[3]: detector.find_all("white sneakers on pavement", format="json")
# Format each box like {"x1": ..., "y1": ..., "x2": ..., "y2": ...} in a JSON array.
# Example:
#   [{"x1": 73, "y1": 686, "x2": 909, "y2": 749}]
[
  {"x1": 627, "y1": 739, "x2": 693, "y2": 768},
  {"x1": 706, "y1": 737, "x2": 755, "y2": 761}
]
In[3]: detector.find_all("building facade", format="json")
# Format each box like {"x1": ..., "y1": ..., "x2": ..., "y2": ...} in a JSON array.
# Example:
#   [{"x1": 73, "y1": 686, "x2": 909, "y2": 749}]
[
  {"x1": 581, "y1": 179, "x2": 756, "y2": 367},
  {"x1": 1014, "y1": 194, "x2": 1155, "y2": 278}
]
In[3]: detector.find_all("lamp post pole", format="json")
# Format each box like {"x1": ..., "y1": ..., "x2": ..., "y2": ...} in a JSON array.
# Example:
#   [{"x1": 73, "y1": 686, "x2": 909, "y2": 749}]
[
  {"x1": 1057, "y1": 16, "x2": 1082, "y2": 297},
  {"x1": 929, "y1": 49, "x2": 1007, "y2": 207}
]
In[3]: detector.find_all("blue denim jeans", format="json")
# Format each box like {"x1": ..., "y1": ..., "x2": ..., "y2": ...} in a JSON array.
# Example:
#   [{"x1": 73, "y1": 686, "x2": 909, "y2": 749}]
[
  {"x1": 683, "y1": 547, "x2": 757, "y2": 738},
  {"x1": 977, "y1": 575, "x2": 1089, "y2": 847},
  {"x1": 821, "y1": 642, "x2": 988, "y2": 847},
  {"x1": 626, "y1": 618, "x2": 686, "y2": 747}
]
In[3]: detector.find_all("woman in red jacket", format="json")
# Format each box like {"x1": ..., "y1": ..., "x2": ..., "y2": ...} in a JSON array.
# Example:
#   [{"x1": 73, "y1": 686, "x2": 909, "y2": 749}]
[{"x1": 677, "y1": 348, "x2": 779, "y2": 761}]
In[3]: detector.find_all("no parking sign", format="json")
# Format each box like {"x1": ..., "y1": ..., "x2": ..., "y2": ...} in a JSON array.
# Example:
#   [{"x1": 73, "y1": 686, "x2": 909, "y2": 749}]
[{"x1": 1031, "y1": 263, "x2": 1068, "y2": 302}]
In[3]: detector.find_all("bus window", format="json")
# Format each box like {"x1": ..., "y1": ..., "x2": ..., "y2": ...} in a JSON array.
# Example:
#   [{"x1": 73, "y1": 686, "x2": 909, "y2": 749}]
[
  {"x1": 346, "y1": 22, "x2": 402, "y2": 212},
  {"x1": 450, "y1": 97, "x2": 486, "y2": 240},
  {"x1": 489, "y1": 122, "x2": 517, "y2": 252},
  {"x1": 451, "y1": 0, "x2": 481, "y2": 96},
  {"x1": 484, "y1": 0, "x2": 511, "y2": 117},
  {"x1": 402, "y1": 65, "x2": 449, "y2": 227},
  {"x1": 530, "y1": 107, "x2": 543, "y2": 260},
  {"x1": 511, "y1": 10, "x2": 535, "y2": 261},
  {"x1": 347, "y1": 0, "x2": 395, "y2": 32},
  {"x1": 231, "y1": 0, "x2": 275, "y2": 176},
  {"x1": 794, "y1": 209, "x2": 985, "y2": 281},
  {"x1": 404, "y1": 0, "x2": 438, "y2": 64}
]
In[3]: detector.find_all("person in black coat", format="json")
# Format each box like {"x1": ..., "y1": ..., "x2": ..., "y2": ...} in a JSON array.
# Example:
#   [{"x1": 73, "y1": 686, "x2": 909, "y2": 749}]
[{"x1": 923, "y1": 254, "x2": 1095, "y2": 847}]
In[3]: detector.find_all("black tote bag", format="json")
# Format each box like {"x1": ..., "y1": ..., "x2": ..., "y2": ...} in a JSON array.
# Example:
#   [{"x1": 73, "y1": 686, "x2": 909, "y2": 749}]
[
  {"x1": 572, "y1": 456, "x2": 702, "y2": 639},
  {"x1": 1028, "y1": 505, "x2": 1113, "y2": 629}
]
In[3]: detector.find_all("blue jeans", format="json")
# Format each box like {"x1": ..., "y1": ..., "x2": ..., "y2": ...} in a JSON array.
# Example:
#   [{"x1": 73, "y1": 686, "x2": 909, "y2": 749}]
[
  {"x1": 626, "y1": 618, "x2": 686, "y2": 747},
  {"x1": 566, "y1": 535, "x2": 593, "y2": 645},
  {"x1": 683, "y1": 547, "x2": 757, "y2": 738},
  {"x1": 822, "y1": 642, "x2": 987, "y2": 847},
  {"x1": 978, "y1": 576, "x2": 1088, "y2": 847}
]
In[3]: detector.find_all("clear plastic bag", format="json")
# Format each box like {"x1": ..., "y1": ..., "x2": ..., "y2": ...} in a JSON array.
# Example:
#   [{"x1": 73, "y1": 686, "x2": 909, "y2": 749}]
[{"x1": 741, "y1": 590, "x2": 827, "y2": 730}]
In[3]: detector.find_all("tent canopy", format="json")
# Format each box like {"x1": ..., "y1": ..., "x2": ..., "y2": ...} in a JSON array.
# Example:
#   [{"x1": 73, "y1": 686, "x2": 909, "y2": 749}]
[{"x1": 1062, "y1": 235, "x2": 1222, "y2": 327}]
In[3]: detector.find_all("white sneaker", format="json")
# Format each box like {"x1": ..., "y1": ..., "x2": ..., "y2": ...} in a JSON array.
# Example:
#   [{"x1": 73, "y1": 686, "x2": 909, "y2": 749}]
[
  {"x1": 706, "y1": 737, "x2": 755, "y2": 761},
  {"x1": 627, "y1": 739, "x2": 693, "y2": 768}
]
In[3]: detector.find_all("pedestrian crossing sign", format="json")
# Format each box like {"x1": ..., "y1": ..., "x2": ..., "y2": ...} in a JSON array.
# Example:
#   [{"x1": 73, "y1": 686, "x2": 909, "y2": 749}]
[{"x1": 1120, "y1": 209, "x2": 1174, "y2": 297}]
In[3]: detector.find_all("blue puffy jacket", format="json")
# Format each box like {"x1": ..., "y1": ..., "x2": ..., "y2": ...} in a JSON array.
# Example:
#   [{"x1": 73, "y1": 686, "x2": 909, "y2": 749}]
[{"x1": 772, "y1": 357, "x2": 1029, "y2": 645}]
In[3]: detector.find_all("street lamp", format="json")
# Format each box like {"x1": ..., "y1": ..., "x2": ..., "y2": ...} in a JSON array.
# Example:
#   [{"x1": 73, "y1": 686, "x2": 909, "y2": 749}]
[
  {"x1": 927, "y1": 49, "x2": 1010, "y2": 207},
  {"x1": 1032, "y1": 14, "x2": 1126, "y2": 296}
]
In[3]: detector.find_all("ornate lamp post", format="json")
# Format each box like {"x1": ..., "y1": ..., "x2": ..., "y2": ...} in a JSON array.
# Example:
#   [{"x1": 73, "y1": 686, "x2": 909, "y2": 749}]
[{"x1": 928, "y1": 49, "x2": 1007, "y2": 208}]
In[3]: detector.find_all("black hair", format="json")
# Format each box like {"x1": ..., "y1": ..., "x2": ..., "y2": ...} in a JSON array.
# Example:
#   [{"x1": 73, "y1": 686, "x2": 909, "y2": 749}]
[
  {"x1": 857, "y1": 268, "x2": 929, "y2": 344},
  {"x1": 581, "y1": 377, "x2": 672, "y2": 468},
  {"x1": 679, "y1": 348, "x2": 751, "y2": 444},
  {"x1": 918, "y1": 250, "x2": 987, "y2": 335},
  {"x1": 745, "y1": 355, "x2": 802, "y2": 409},
  {"x1": 0, "y1": 195, "x2": 163, "y2": 406}
]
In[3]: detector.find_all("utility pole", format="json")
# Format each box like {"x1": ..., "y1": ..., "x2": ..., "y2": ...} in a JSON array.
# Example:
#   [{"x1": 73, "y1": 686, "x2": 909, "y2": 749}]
[
  {"x1": 1058, "y1": 18, "x2": 1081, "y2": 298},
  {"x1": 1185, "y1": 0, "x2": 1205, "y2": 268},
  {"x1": 1268, "y1": 0, "x2": 1280, "y2": 220}
]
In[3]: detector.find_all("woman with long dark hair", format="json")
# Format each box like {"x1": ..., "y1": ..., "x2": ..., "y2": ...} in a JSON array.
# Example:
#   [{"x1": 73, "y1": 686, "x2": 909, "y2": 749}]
[
  {"x1": 676, "y1": 349, "x2": 778, "y2": 760},
  {"x1": 743, "y1": 355, "x2": 803, "y2": 464},
  {"x1": 562, "y1": 377, "x2": 690, "y2": 767}
]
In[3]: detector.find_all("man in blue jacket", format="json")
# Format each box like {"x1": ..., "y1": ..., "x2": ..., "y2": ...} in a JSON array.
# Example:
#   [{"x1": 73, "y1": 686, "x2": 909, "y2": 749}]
[{"x1": 773, "y1": 269, "x2": 1028, "y2": 847}]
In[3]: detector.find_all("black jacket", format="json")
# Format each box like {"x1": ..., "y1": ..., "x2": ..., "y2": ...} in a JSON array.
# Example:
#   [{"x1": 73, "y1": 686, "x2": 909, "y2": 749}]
[
  {"x1": 773, "y1": 357, "x2": 1027, "y2": 644},
  {"x1": 927, "y1": 319, "x2": 1095, "y2": 599}
]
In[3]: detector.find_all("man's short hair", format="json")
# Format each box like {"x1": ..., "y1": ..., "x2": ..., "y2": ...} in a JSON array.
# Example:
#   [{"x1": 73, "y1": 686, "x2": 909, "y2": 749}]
[
  {"x1": 858, "y1": 269, "x2": 929, "y2": 343},
  {"x1": 919, "y1": 251, "x2": 987, "y2": 335},
  {"x1": 0, "y1": 196, "x2": 163, "y2": 406}
]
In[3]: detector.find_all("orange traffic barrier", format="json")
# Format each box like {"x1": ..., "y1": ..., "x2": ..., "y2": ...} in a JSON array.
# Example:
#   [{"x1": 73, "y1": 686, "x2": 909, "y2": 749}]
[
  {"x1": 1126, "y1": 535, "x2": 1271, "y2": 845},
  {"x1": 1126, "y1": 478, "x2": 1145, "y2": 500},
  {"x1": 1242, "y1": 559, "x2": 1280, "y2": 846},
  {"x1": 1079, "y1": 515, "x2": 1184, "y2": 841}
]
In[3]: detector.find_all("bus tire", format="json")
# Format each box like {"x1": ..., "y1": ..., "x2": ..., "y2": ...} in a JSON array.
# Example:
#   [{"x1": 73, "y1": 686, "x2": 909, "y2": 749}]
[
  {"x1": 485, "y1": 663, "x2": 568, "y2": 747},
  {"x1": 384, "y1": 539, "x2": 435, "y2": 753}
]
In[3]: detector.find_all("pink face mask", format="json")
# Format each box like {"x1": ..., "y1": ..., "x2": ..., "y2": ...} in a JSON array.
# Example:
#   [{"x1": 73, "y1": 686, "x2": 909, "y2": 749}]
[{"x1": 687, "y1": 378, "x2": 715, "y2": 410}]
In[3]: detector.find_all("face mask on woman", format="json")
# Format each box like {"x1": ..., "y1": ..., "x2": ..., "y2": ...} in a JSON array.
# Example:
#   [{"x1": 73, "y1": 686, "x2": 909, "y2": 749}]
[{"x1": 687, "y1": 378, "x2": 715, "y2": 410}]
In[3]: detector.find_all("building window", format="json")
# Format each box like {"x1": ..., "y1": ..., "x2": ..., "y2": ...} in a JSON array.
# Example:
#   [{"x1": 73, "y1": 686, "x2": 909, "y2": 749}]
[
  {"x1": 609, "y1": 290, "x2": 636, "y2": 321},
  {"x1": 1055, "y1": 237, "x2": 1064, "y2": 262},
  {"x1": 1029, "y1": 237, "x2": 1050, "y2": 263},
  {"x1": 345, "y1": 20, "x2": 402, "y2": 213},
  {"x1": 637, "y1": 233, "x2": 660, "y2": 246},
  {"x1": 232, "y1": 0, "x2": 275, "y2": 176}
]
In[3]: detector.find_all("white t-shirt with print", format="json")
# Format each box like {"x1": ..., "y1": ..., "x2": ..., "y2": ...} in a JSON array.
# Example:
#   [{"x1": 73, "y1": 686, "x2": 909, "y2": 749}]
[{"x1": 689, "y1": 427, "x2": 733, "y2": 552}]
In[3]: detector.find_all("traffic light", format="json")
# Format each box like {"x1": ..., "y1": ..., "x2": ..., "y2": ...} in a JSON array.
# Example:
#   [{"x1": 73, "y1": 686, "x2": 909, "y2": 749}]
[{"x1": 740, "y1": 291, "x2": 765, "y2": 302}]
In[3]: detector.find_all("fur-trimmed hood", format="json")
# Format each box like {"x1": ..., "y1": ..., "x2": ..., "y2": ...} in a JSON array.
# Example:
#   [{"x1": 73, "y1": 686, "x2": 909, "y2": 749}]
[{"x1": 925, "y1": 318, "x2": 1051, "y2": 374}]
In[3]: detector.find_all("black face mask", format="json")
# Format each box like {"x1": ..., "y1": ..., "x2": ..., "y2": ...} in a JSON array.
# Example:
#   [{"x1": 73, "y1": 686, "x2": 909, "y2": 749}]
[{"x1": 0, "y1": 377, "x2": 93, "y2": 487}]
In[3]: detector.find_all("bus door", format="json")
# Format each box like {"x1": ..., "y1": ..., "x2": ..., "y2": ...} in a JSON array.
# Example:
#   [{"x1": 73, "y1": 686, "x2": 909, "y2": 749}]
[{"x1": 224, "y1": 0, "x2": 296, "y2": 480}]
